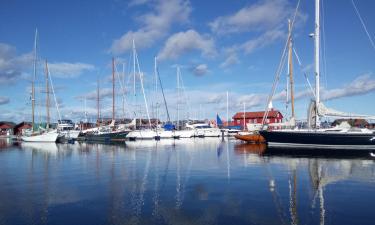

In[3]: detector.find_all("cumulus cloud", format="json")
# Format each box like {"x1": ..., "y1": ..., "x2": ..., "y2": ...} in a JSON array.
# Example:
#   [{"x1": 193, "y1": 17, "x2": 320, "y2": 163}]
[
  {"x1": 0, "y1": 43, "x2": 33, "y2": 84},
  {"x1": 0, "y1": 96, "x2": 10, "y2": 105},
  {"x1": 209, "y1": 0, "x2": 291, "y2": 35},
  {"x1": 270, "y1": 74, "x2": 375, "y2": 103},
  {"x1": 76, "y1": 88, "x2": 113, "y2": 101},
  {"x1": 210, "y1": 0, "x2": 306, "y2": 69},
  {"x1": 157, "y1": 29, "x2": 216, "y2": 60},
  {"x1": 110, "y1": 0, "x2": 191, "y2": 54},
  {"x1": 322, "y1": 74, "x2": 375, "y2": 100},
  {"x1": 220, "y1": 52, "x2": 240, "y2": 68},
  {"x1": 217, "y1": 28, "x2": 284, "y2": 69},
  {"x1": 192, "y1": 64, "x2": 209, "y2": 76},
  {"x1": 48, "y1": 62, "x2": 95, "y2": 78},
  {"x1": 241, "y1": 28, "x2": 285, "y2": 54},
  {"x1": 128, "y1": 0, "x2": 149, "y2": 7}
]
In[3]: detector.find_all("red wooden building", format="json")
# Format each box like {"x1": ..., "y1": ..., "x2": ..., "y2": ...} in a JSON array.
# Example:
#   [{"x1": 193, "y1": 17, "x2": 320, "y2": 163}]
[
  {"x1": 14, "y1": 122, "x2": 32, "y2": 136},
  {"x1": 0, "y1": 122, "x2": 15, "y2": 136},
  {"x1": 232, "y1": 109, "x2": 283, "y2": 128}
]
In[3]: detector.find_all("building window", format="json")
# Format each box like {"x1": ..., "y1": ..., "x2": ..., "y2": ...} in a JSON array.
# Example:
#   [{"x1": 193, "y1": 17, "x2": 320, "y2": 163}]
[{"x1": 237, "y1": 119, "x2": 240, "y2": 123}]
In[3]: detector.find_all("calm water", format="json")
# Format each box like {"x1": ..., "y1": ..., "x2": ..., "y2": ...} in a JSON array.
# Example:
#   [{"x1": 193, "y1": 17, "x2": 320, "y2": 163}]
[{"x1": 0, "y1": 138, "x2": 374, "y2": 225}]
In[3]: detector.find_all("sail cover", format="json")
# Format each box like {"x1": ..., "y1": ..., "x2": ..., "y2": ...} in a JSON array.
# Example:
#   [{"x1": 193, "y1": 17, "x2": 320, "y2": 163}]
[{"x1": 318, "y1": 102, "x2": 375, "y2": 119}]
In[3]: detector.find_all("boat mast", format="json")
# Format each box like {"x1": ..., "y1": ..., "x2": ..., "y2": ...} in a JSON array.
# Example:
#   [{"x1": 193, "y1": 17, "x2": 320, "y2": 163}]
[
  {"x1": 154, "y1": 57, "x2": 158, "y2": 121},
  {"x1": 112, "y1": 57, "x2": 115, "y2": 122},
  {"x1": 132, "y1": 39, "x2": 136, "y2": 96},
  {"x1": 122, "y1": 62, "x2": 126, "y2": 118},
  {"x1": 84, "y1": 96, "x2": 87, "y2": 122},
  {"x1": 32, "y1": 29, "x2": 38, "y2": 132},
  {"x1": 314, "y1": 0, "x2": 321, "y2": 128},
  {"x1": 243, "y1": 102, "x2": 246, "y2": 130},
  {"x1": 132, "y1": 40, "x2": 152, "y2": 128},
  {"x1": 155, "y1": 57, "x2": 171, "y2": 123},
  {"x1": 178, "y1": 67, "x2": 181, "y2": 127},
  {"x1": 288, "y1": 19, "x2": 295, "y2": 119},
  {"x1": 226, "y1": 91, "x2": 229, "y2": 125},
  {"x1": 45, "y1": 60, "x2": 50, "y2": 129},
  {"x1": 97, "y1": 78, "x2": 100, "y2": 126}
]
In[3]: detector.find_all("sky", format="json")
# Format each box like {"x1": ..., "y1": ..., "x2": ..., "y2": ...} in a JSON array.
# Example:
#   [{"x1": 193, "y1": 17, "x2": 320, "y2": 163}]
[{"x1": 0, "y1": 0, "x2": 375, "y2": 123}]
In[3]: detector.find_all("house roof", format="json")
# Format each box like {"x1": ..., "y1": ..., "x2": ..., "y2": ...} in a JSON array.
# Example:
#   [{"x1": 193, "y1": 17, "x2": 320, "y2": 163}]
[
  {"x1": 232, "y1": 110, "x2": 282, "y2": 119},
  {"x1": 14, "y1": 122, "x2": 32, "y2": 130},
  {"x1": 0, "y1": 124, "x2": 13, "y2": 129},
  {"x1": 0, "y1": 121, "x2": 15, "y2": 128}
]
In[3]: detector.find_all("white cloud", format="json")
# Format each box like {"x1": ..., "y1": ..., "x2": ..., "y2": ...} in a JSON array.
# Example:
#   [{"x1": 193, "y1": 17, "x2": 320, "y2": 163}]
[
  {"x1": 0, "y1": 43, "x2": 33, "y2": 84},
  {"x1": 220, "y1": 52, "x2": 240, "y2": 68},
  {"x1": 0, "y1": 96, "x2": 9, "y2": 105},
  {"x1": 110, "y1": 0, "x2": 192, "y2": 54},
  {"x1": 241, "y1": 28, "x2": 285, "y2": 54},
  {"x1": 210, "y1": 0, "x2": 306, "y2": 69},
  {"x1": 157, "y1": 29, "x2": 216, "y2": 60},
  {"x1": 322, "y1": 73, "x2": 375, "y2": 100},
  {"x1": 270, "y1": 74, "x2": 375, "y2": 103},
  {"x1": 48, "y1": 62, "x2": 95, "y2": 78},
  {"x1": 192, "y1": 64, "x2": 209, "y2": 76},
  {"x1": 77, "y1": 88, "x2": 113, "y2": 101},
  {"x1": 128, "y1": 0, "x2": 150, "y2": 7},
  {"x1": 209, "y1": 0, "x2": 291, "y2": 35}
]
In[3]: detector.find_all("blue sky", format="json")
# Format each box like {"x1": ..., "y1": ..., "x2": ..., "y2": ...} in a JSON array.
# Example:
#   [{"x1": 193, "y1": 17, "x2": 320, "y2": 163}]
[{"x1": 0, "y1": 0, "x2": 375, "y2": 123}]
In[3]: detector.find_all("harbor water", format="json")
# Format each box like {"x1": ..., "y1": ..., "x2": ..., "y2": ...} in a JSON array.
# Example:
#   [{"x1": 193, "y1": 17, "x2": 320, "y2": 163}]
[{"x1": 0, "y1": 138, "x2": 374, "y2": 225}]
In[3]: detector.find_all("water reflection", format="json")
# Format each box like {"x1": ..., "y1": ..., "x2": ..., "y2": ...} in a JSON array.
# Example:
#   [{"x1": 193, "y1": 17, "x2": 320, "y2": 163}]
[
  {"x1": 0, "y1": 140, "x2": 374, "y2": 225},
  {"x1": 234, "y1": 143, "x2": 267, "y2": 155},
  {"x1": 0, "y1": 138, "x2": 12, "y2": 150}
]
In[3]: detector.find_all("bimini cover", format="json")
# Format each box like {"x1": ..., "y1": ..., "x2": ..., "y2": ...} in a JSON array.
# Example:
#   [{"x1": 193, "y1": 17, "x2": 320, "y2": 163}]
[{"x1": 163, "y1": 123, "x2": 175, "y2": 131}]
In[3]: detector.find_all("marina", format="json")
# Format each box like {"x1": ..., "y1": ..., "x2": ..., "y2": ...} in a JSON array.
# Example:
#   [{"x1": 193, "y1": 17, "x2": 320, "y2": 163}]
[
  {"x1": 1, "y1": 0, "x2": 375, "y2": 224},
  {"x1": 0, "y1": 139, "x2": 375, "y2": 225}
]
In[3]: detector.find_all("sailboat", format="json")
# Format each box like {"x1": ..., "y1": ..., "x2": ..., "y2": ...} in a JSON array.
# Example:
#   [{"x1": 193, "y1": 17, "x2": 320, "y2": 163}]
[
  {"x1": 173, "y1": 67, "x2": 196, "y2": 138},
  {"x1": 21, "y1": 30, "x2": 59, "y2": 143},
  {"x1": 259, "y1": 0, "x2": 375, "y2": 150},
  {"x1": 84, "y1": 57, "x2": 130, "y2": 142},
  {"x1": 153, "y1": 57, "x2": 180, "y2": 139},
  {"x1": 126, "y1": 40, "x2": 160, "y2": 140}
]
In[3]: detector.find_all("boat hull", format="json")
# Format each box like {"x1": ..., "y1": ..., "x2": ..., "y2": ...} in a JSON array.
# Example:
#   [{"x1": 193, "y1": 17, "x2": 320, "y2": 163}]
[
  {"x1": 127, "y1": 130, "x2": 157, "y2": 140},
  {"x1": 195, "y1": 128, "x2": 221, "y2": 137},
  {"x1": 84, "y1": 130, "x2": 129, "y2": 142},
  {"x1": 259, "y1": 130, "x2": 375, "y2": 150},
  {"x1": 174, "y1": 130, "x2": 194, "y2": 138},
  {"x1": 58, "y1": 130, "x2": 81, "y2": 141},
  {"x1": 156, "y1": 130, "x2": 180, "y2": 139},
  {"x1": 234, "y1": 133, "x2": 266, "y2": 143},
  {"x1": 21, "y1": 131, "x2": 59, "y2": 142}
]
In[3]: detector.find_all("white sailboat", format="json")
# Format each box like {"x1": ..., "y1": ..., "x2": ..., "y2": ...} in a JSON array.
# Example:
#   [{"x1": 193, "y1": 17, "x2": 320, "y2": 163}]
[
  {"x1": 22, "y1": 130, "x2": 59, "y2": 142},
  {"x1": 126, "y1": 40, "x2": 159, "y2": 140},
  {"x1": 21, "y1": 30, "x2": 59, "y2": 143},
  {"x1": 173, "y1": 66, "x2": 195, "y2": 138}
]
